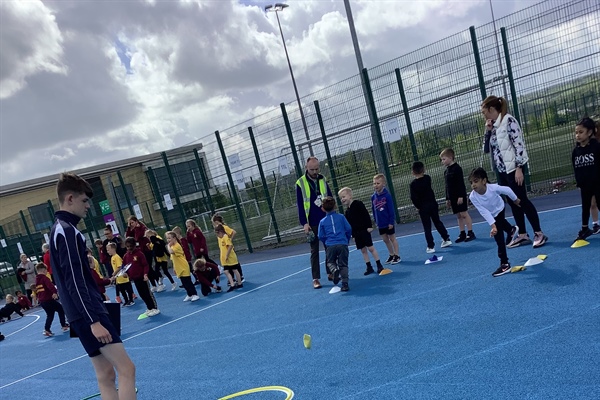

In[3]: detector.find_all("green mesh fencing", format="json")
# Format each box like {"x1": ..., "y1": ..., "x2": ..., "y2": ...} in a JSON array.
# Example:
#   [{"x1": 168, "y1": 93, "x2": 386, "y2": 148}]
[{"x1": 2, "y1": 0, "x2": 598, "y2": 253}]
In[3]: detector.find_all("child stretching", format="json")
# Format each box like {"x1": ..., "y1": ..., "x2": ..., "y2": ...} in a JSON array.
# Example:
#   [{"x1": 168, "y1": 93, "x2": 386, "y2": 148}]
[
  {"x1": 212, "y1": 214, "x2": 243, "y2": 282},
  {"x1": 15, "y1": 290, "x2": 32, "y2": 311},
  {"x1": 107, "y1": 243, "x2": 135, "y2": 307},
  {"x1": 468, "y1": 168, "x2": 520, "y2": 277},
  {"x1": 35, "y1": 263, "x2": 69, "y2": 336},
  {"x1": 166, "y1": 231, "x2": 199, "y2": 302},
  {"x1": 409, "y1": 161, "x2": 452, "y2": 253},
  {"x1": 440, "y1": 148, "x2": 476, "y2": 242},
  {"x1": 123, "y1": 237, "x2": 160, "y2": 316},
  {"x1": 572, "y1": 117, "x2": 600, "y2": 241},
  {"x1": 145, "y1": 230, "x2": 176, "y2": 291},
  {"x1": 0, "y1": 294, "x2": 24, "y2": 322},
  {"x1": 338, "y1": 187, "x2": 384, "y2": 275},
  {"x1": 318, "y1": 197, "x2": 352, "y2": 291},
  {"x1": 215, "y1": 224, "x2": 243, "y2": 292},
  {"x1": 192, "y1": 258, "x2": 222, "y2": 296},
  {"x1": 371, "y1": 174, "x2": 401, "y2": 264}
]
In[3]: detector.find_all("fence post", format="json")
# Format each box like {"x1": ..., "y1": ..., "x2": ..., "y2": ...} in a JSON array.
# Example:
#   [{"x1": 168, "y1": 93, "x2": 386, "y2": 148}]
[
  {"x1": 248, "y1": 126, "x2": 281, "y2": 244},
  {"x1": 145, "y1": 203, "x2": 155, "y2": 229},
  {"x1": 46, "y1": 200, "x2": 55, "y2": 224},
  {"x1": 314, "y1": 100, "x2": 343, "y2": 212},
  {"x1": 116, "y1": 171, "x2": 135, "y2": 217},
  {"x1": 394, "y1": 68, "x2": 419, "y2": 161},
  {"x1": 0, "y1": 225, "x2": 12, "y2": 264},
  {"x1": 106, "y1": 176, "x2": 127, "y2": 234},
  {"x1": 146, "y1": 167, "x2": 170, "y2": 230},
  {"x1": 215, "y1": 131, "x2": 253, "y2": 253},
  {"x1": 280, "y1": 103, "x2": 303, "y2": 178},
  {"x1": 18, "y1": 211, "x2": 37, "y2": 256},
  {"x1": 469, "y1": 26, "x2": 487, "y2": 101},
  {"x1": 161, "y1": 152, "x2": 187, "y2": 226},
  {"x1": 194, "y1": 149, "x2": 215, "y2": 216},
  {"x1": 500, "y1": 27, "x2": 521, "y2": 123},
  {"x1": 361, "y1": 68, "x2": 401, "y2": 223}
]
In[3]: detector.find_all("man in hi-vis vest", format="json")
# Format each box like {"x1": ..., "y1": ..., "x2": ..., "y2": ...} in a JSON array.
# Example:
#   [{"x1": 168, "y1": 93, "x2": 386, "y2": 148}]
[{"x1": 296, "y1": 157, "x2": 333, "y2": 289}]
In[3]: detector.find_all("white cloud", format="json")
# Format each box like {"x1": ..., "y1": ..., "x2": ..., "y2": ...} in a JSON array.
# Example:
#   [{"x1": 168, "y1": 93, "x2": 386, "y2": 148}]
[{"x1": 0, "y1": 0, "x2": 568, "y2": 187}]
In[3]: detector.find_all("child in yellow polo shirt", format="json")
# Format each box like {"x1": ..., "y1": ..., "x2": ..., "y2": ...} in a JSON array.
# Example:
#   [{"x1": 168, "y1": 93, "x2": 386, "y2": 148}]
[
  {"x1": 215, "y1": 224, "x2": 243, "y2": 293},
  {"x1": 107, "y1": 243, "x2": 135, "y2": 306}
]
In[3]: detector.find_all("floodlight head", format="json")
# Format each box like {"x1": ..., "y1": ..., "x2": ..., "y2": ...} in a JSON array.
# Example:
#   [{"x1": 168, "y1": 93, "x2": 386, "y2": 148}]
[{"x1": 265, "y1": 3, "x2": 289, "y2": 12}]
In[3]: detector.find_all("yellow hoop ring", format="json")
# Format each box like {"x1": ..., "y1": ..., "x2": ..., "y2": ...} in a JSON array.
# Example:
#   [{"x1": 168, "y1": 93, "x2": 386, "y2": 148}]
[{"x1": 218, "y1": 385, "x2": 294, "y2": 400}]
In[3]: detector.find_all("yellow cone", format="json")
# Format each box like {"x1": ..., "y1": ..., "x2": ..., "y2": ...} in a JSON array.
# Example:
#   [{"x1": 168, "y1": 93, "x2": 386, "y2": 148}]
[
  {"x1": 303, "y1": 334, "x2": 312, "y2": 349},
  {"x1": 510, "y1": 266, "x2": 526, "y2": 273},
  {"x1": 537, "y1": 255, "x2": 547, "y2": 260},
  {"x1": 571, "y1": 239, "x2": 590, "y2": 248},
  {"x1": 379, "y1": 268, "x2": 393, "y2": 276}
]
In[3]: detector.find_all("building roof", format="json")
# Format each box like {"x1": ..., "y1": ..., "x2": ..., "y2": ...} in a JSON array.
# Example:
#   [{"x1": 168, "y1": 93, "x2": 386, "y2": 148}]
[{"x1": 0, "y1": 143, "x2": 203, "y2": 197}]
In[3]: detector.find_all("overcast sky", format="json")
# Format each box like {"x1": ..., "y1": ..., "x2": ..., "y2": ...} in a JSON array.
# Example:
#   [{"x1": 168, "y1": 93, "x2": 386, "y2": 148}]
[{"x1": 0, "y1": 0, "x2": 545, "y2": 187}]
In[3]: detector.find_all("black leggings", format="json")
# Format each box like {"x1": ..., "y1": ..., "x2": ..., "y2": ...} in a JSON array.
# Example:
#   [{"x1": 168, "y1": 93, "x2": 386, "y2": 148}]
[
  {"x1": 133, "y1": 279, "x2": 158, "y2": 310},
  {"x1": 493, "y1": 209, "x2": 513, "y2": 265},
  {"x1": 498, "y1": 166, "x2": 542, "y2": 234},
  {"x1": 580, "y1": 185, "x2": 600, "y2": 227},
  {"x1": 155, "y1": 261, "x2": 174, "y2": 284},
  {"x1": 116, "y1": 282, "x2": 134, "y2": 304},
  {"x1": 180, "y1": 276, "x2": 197, "y2": 297}
]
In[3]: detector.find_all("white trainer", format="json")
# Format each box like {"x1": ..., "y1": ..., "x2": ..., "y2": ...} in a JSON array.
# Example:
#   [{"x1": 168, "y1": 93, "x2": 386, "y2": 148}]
[
  {"x1": 183, "y1": 295, "x2": 192, "y2": 302},
  {"x1": 190, "y1": 295, "x2": 200, "y2": 302},
  {"x1": 156, "y1": 284, "x2": 166, "y2": 293},
  {"x1": 441, "y1": 240, "x2": 452, "y2": 248},
  {"x1": 171, "y1": 283, "x2": 178, "y2": 291},
  {"x1": 147, "y1": 309, "x2": 160, "y2": 316},
  {"x1": 426, "y1": 247, "x2": 435, "y2": 254}
]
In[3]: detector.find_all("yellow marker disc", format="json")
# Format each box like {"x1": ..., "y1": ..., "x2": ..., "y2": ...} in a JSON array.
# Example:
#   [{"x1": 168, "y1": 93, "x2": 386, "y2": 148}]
[
  {"x1": 303, "y1": 334, "x2": 312, "y2": 349},
  {"x1": 379, "y1": 268, "x2": 393, "y2": 275},
  {"x1": 510, "y1": 266, "x2": 526, "y2": 273},
  {"x1": 537, "y1": 255, "x2": 548, "y2": 260},
  {"x1": 571, "y1": 239, "x2": 590, "y2": 248},
  {"x1": 219, "y1": 386, "x2": 294, "y2": 400}
]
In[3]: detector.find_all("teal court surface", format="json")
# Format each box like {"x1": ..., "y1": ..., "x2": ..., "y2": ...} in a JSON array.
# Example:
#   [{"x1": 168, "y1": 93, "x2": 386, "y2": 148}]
[{"x1": 0, "y1": 194, "x2": 599, "y2": 399}]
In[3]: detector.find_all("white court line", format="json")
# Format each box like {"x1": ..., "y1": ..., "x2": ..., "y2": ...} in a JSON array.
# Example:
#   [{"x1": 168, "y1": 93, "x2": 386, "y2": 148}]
[
  {"x1": 5, "y1": 314, "x2": 41, "y2": 338},
  {"x1": 0, "y1": 204, "x2": 577, "y2": 390},
  {"x1": 1, "y1": 249, "x2": 356, "y2": 390}
]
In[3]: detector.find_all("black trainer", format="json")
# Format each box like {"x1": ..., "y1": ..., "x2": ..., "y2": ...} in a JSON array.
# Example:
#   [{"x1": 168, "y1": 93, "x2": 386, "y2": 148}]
[
  {"x1": 465, "y1": 231, "x2": 476, "y2": 242},
  {"x1": 341, "y1": 282, "x2": 349, "y2": 292},
  {"x1": 506, "y1": 226, "x2": 518, "y2": 245},
  {"x1": 576, "y1": 227, "x2": 593, "y2": 241},
  {"x1": 333, "y1": 269, "x2": 341, "y2": 285},
  {"x1": 391, "y1": 255, "x2": 401, "y2": 264},
  {"x1": 592, "y1": 223, "x2": 600, "y2": 235},
  {"x1": 492, "y1": 263, "x2": 511, "y2": 277},
  {"x1": 363, "y1": 267, "x2": 375, "y2": 276},
  {"x1": 376, "y1": 264, "x2": 384, "y2": 274},
  {"x1": 455, "y1": 232, "x2": 467, "y2": 243},
  {"x1": 385, "y1": 255, "x2": 394, "y2": 264}
]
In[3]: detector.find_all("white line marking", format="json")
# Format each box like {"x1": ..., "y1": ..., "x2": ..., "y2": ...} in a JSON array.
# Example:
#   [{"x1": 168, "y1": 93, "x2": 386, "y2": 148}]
[{"x1": 5, "y1": 314, "x2": 41, "y2": 338}]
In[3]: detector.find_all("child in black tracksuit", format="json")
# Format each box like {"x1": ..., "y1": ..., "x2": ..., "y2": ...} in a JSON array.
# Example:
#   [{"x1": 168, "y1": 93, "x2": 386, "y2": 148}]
[
  {"x1": 572, "y1": 117, "x2": 600, "y2": 241},
  {"x1": 0, "y1": 294, "x2": 24, "y2": 322},
  {"x1": 409, "y1": 161, "x2": 452, "y2": 253}
]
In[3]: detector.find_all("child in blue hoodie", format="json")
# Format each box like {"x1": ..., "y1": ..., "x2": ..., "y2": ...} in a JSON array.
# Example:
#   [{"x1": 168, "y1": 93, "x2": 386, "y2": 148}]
[
  {"x1": 371, "y1": 174, "x2": 401, "y2": 264},
  {"x1": 318, "y1": 197, "x2": 353, "y2": 291}
]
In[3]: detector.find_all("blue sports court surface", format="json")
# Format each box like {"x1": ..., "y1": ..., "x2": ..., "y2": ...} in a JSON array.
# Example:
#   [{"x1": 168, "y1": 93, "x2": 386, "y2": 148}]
[{"x1": 1, "y1": 191, "x2": 599, "y2": 399}]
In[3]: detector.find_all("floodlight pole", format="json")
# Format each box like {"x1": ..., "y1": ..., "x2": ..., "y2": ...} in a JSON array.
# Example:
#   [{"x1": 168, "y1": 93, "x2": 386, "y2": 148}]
[
  {"x1": 489, "y1": 0, "x2": 508, "y2": 99},
  {"x1": 343, "y1": 0, "x2": 385, "y2": 172},
  {"x1": 266, "y1": 3, "x2": 314, "y2": 157}
]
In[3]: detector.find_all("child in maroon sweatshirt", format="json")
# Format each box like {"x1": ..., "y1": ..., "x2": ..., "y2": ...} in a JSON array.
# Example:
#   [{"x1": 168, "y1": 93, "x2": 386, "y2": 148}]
[
  {"x1": 192, "y1": 258, "x2": 222, "y2": 296},
  {"x1": 123, "y1": 237, "x2": 160, "y2": 316},
  {"x1": 34, "y1": 263, "x2": 69, "y2": 336}
]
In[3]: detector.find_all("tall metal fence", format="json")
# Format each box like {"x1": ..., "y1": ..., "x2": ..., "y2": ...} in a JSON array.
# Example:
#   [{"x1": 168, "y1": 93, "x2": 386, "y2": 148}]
[{"x1": 1, "y1": 0, "x2": 599, "y2": 291}]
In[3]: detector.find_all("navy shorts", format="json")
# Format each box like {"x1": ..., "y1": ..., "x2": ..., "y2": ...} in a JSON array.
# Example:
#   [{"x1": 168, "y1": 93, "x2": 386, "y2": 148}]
[
  {"x1": 354, "y1": 230, "x2": 373, "y2": 250},
  {"x1": 224, "y1": 264, "x2": 241, "y2": 273},
  {"x1": 450, "y1": 198, "x2": 468, "y2": 214},
  {"x1": 378, "y1": 226, "x2": 396, "y2": 236},
  {"x1": 71, "y1": 313, "x2": 122, "y2": 357}
]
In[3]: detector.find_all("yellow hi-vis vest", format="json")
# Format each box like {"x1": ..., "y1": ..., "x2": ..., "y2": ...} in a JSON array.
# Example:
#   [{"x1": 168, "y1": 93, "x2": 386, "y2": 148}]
[{"x1": 296, "y1": 175, "x2": 327, "y2": 221}]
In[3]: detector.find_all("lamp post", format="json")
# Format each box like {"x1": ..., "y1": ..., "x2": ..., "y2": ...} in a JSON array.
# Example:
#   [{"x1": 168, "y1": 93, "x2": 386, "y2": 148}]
[
  {"x1": 265, "y1": 3, "x2": 314, "y2": 157},
  {"x1": 489, "y1": 0, "x2": 508, "y2": 99}
]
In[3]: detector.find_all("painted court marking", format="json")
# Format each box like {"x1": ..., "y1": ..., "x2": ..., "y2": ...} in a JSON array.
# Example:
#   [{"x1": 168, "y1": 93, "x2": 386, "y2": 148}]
[
  {"x1": 5, "y1": 314, "x2": 41, "y2": 338},
  {"x1": 219, "y1": 385, "x2": 294, "y2": 399},
  {"x1": 0, "y1": 205, "x2": 583, "y2": 390}
]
